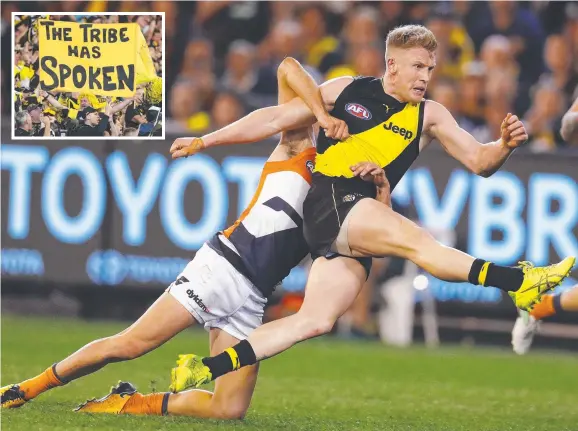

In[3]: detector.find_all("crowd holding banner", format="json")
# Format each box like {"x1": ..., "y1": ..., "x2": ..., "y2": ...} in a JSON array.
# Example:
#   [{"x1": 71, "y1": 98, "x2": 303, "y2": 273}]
[{"x1": 13, "y1": 14, "x2": 163, "y2": 138}]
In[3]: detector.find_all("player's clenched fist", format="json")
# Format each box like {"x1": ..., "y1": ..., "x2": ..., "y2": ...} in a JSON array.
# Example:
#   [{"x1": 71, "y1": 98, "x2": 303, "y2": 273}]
[
  {"x1": 170, "y1": 137, "x2": 205, "y2": 159},
  {"x1": 500, "y1": 113, "x2": 528, "y2": 149},
  {"x1": 317, "y1": 113, "x2": 350, "y2": 141}
]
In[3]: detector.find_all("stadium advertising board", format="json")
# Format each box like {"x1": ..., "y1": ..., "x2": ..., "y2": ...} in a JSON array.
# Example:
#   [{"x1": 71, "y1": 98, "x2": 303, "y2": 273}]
[{"x1": 2, "y1": 132, "x2": 577, "y2": 306}]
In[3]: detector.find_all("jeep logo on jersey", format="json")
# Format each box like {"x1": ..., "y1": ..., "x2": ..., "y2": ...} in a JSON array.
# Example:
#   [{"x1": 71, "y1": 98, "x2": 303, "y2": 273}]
[
  {"x1": 383, "y1": 122, "x2": 413, "y2": 140},
  {"x1": 345, "y1": 103, "x2": 372, "y2": 120}
]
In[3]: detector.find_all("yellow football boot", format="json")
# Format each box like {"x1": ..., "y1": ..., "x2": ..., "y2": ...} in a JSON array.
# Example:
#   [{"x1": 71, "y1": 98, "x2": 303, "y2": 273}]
[
  {"x1": 169, "y1": 354, "x2": 212, "y2": 393},
  {"x1": 509, "y1": 257, "x2": 576, "y2": 311},
  {"x1": 75, "y1": 381, "x2": 137, "y2": 414},
  {"x1": 0, "y1": 385, "x2": 27, "y2": 409}
]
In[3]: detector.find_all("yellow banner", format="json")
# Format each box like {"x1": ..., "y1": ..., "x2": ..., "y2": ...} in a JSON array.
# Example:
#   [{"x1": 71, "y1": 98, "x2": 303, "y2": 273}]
[
  {"x1": 38, "y1": 20, "x2": 157, "y2": 98},
  {"x1": 136, "y1": 30, "x2": 158, "y2": 86}
]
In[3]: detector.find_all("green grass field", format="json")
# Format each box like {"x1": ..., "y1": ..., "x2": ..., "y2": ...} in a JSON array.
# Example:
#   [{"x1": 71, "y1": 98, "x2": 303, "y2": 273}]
[{"x1": 1, "y1": 315, "x2": 577, "y2": 431}]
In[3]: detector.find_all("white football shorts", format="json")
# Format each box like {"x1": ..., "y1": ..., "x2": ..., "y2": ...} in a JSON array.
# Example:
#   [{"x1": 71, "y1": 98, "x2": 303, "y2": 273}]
[{"x1": 167, "y1": 244, "x2": 267, "y2": 340}]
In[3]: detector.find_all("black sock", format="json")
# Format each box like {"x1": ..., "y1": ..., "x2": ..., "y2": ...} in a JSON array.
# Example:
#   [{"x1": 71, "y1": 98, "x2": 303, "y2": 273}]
[
  {"x1": 202, "y1": 340, "x2": 257, "y2": 380},
  {"x1": 468, "y1": 259, "x2": 524, "y2": 292}
]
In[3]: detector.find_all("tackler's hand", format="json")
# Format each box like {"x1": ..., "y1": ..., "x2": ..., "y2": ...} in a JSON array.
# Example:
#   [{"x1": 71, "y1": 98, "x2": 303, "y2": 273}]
[
  {"x1": 500, "y1": 113, "x2": 528, "y2": 149},
  {"x1": 351, "y1": 162, "x2": 392, "y2": 207},
  {"x1": 170, "y1": 137, "x2": 205, "y2": 159},
  {"x1": 318, "y1": 113, "x2": 350, "y2": 141},
  {"x1": 351, "y1": 162, "x2": 387, "y2": 187}
]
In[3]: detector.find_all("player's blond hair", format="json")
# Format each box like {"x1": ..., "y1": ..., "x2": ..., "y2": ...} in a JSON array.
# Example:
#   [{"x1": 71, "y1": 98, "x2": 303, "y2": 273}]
[{"x1": 385, "y1": 25, "x2": 438, "y2": 55}]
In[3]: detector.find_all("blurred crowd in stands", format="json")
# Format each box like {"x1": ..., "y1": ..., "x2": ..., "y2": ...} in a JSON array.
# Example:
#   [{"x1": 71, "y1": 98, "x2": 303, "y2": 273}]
[{"x1": 2, "y1": 1, "x2": 577, "y2": 150}]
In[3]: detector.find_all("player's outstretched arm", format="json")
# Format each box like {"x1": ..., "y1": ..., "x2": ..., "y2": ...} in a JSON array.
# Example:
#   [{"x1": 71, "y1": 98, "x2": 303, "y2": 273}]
[
  {"x1": 425, "y1": 100, "x2": 528, "y2": 178},
  {"x1": 171, "y1": 58, "x2": 353, "y2": 159},
  {"x1": 560, "y1": 98, "x2": 578, "y2": 143},
  {"x1": 170, "y1": 98, "x2": 317, "y2": 159}
]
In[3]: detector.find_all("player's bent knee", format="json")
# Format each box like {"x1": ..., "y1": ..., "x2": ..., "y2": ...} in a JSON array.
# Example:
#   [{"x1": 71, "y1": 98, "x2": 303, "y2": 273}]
[{"x1": 212, "y1": 403, "x2": 248, "y2": 420}]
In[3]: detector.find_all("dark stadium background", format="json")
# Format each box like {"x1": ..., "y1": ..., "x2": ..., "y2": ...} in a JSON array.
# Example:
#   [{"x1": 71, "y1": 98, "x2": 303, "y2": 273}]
[{"x1": 1, "y1": 1, "x2": 577, "y2": 351}]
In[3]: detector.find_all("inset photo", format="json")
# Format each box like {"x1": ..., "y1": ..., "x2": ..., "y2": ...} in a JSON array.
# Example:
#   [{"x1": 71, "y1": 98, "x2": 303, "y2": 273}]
[{"x1": 12, "y1": 13, "x2": 164, "y2": 139}]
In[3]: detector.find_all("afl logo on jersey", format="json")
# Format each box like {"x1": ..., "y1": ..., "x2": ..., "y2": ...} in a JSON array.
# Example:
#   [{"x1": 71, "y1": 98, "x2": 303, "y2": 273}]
[
  {"x1": 345, "y1": 103, "x2": 372, "y2": 120},
  {"x1": 306, "y1": 160, "x2": 314, "y2": 173}
]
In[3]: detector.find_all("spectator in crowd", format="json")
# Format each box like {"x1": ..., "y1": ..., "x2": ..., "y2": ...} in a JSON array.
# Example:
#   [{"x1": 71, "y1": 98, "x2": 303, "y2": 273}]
[
  {"x1": 326, "y1": 44, "x2": 383, "y2": 80},
  {"x1": 193, "y1": 1, "x2": 271, "y2": 60},
  {"x1": 323, "y1": 7, "x2": 382, "y2": 78},
  {"x1": 14, "y1": 107, "x2": 51, "y2": 137},
  {"x1": 342, "y1": 7, "x2": 380, "y2": 53},
  {"x1": 479, "y1": 35, "x2": 528, "y2": 115},
  {"x1": 179, "y1": 39, "x2": 214, "y2": 80},
  {"x1": 479, "y1": 98, "x2": 513, "y2": 148},
  {"x1": 541, "y1": 34, "x2": 578, "y2": 101},
  {"x1": 264, "y1": 20, "x2": 306, "y2": 68},
  {"x1": 258, "y1": 19, "x2": 323, "y2": 84},
  {"x1": 125, "y1": 88, "x2": 147, "y2": 129},
  {"x1": 220, "y1": 40, "x2": 277, "y2": 98},
  {"x1": 480, "y1": 35, "x2": 519, "y2": 80},
  {"x1": 177, "y1": 39, "x2": 216, "y2": 109},
  {"x1": 26, "y1": 104, "x2": 42, "y2": 135},
  {"x1": 378, "y1": 1, "x2": 406, "y2": 35},
  {"x1": 38, "y1": 107, "x2": 60, "y2": 137},
  {"x1": 210, "y1": 91, "x2": 245, "y2": 131},
  {"x1": 456, "y1": 62, "x2": 485, "y2": 139},
  {"x1": 425, "y1": 6, "x2": 475, "y2": 84},
  {"x1": 352, "y1": 45, "x2": 384, "y2": 77},
  {"x1": 298, "y1": 5, "x2": 339, "y2": 71},
  {"x1": 169, "y1": 79, "x2": 210, "y2": 133},
  {"x1": 430, "y1": 79, "x2": 460, "y2": 118},
  {"x1": 468, "y1": 1, "x2": 545, "y2": 88},
  {"x1": 68, "y1": 106, "x2": 111, "y2": 137},
  {"x1": 14, "y1": 110, "x2": 33, "y2": 136},
  {"x1": 470, "y1": 65, "x2": 519, "y2": 145},
  {"x1": 523, "y1": 82, "x2": 566, "y2": 152}
]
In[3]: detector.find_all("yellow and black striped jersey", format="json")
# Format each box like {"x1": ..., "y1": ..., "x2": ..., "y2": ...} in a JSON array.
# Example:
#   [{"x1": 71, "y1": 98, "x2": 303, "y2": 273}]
[{"x1": 314, "y1": 76, "x2": 425, "y2": 190}]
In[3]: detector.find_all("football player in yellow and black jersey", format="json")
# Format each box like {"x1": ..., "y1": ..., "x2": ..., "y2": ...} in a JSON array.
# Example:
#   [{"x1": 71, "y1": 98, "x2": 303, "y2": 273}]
[
  {"x1": 165, "y1": 25, "x2": 575, "y2": 390},
  {"x1": 0, "y1": 55, "x2": 389, "y2": 418}
]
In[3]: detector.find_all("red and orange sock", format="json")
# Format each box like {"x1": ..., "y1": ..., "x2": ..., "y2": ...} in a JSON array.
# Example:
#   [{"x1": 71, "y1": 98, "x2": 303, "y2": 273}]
[
  {"x1": 120, "y1": 392, "x2": 170, "y2": 415},
  {"x1": 18, "y1": 364, "x2": 66, "y2": 400},
  {"x1": 530, "y1": 295, "x2": 564, "y2": 321}
]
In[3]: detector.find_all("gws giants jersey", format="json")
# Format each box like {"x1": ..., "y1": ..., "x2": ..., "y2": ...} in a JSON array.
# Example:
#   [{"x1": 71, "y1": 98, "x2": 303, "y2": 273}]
[{"x1": 208, "y1": 148, "x2": 315, "y2": 297}]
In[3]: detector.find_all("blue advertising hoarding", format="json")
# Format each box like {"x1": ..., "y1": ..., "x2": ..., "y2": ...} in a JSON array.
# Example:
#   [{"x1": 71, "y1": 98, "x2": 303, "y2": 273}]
[{"x1": 2, "y1": 131, "x2": 577, "y2": 309}]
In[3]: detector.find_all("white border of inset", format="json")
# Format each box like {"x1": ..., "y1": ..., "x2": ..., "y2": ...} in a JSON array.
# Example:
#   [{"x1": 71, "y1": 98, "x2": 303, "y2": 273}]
[{"x1": 11, "y1": 11, "x2": 166, "y2": 141}]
